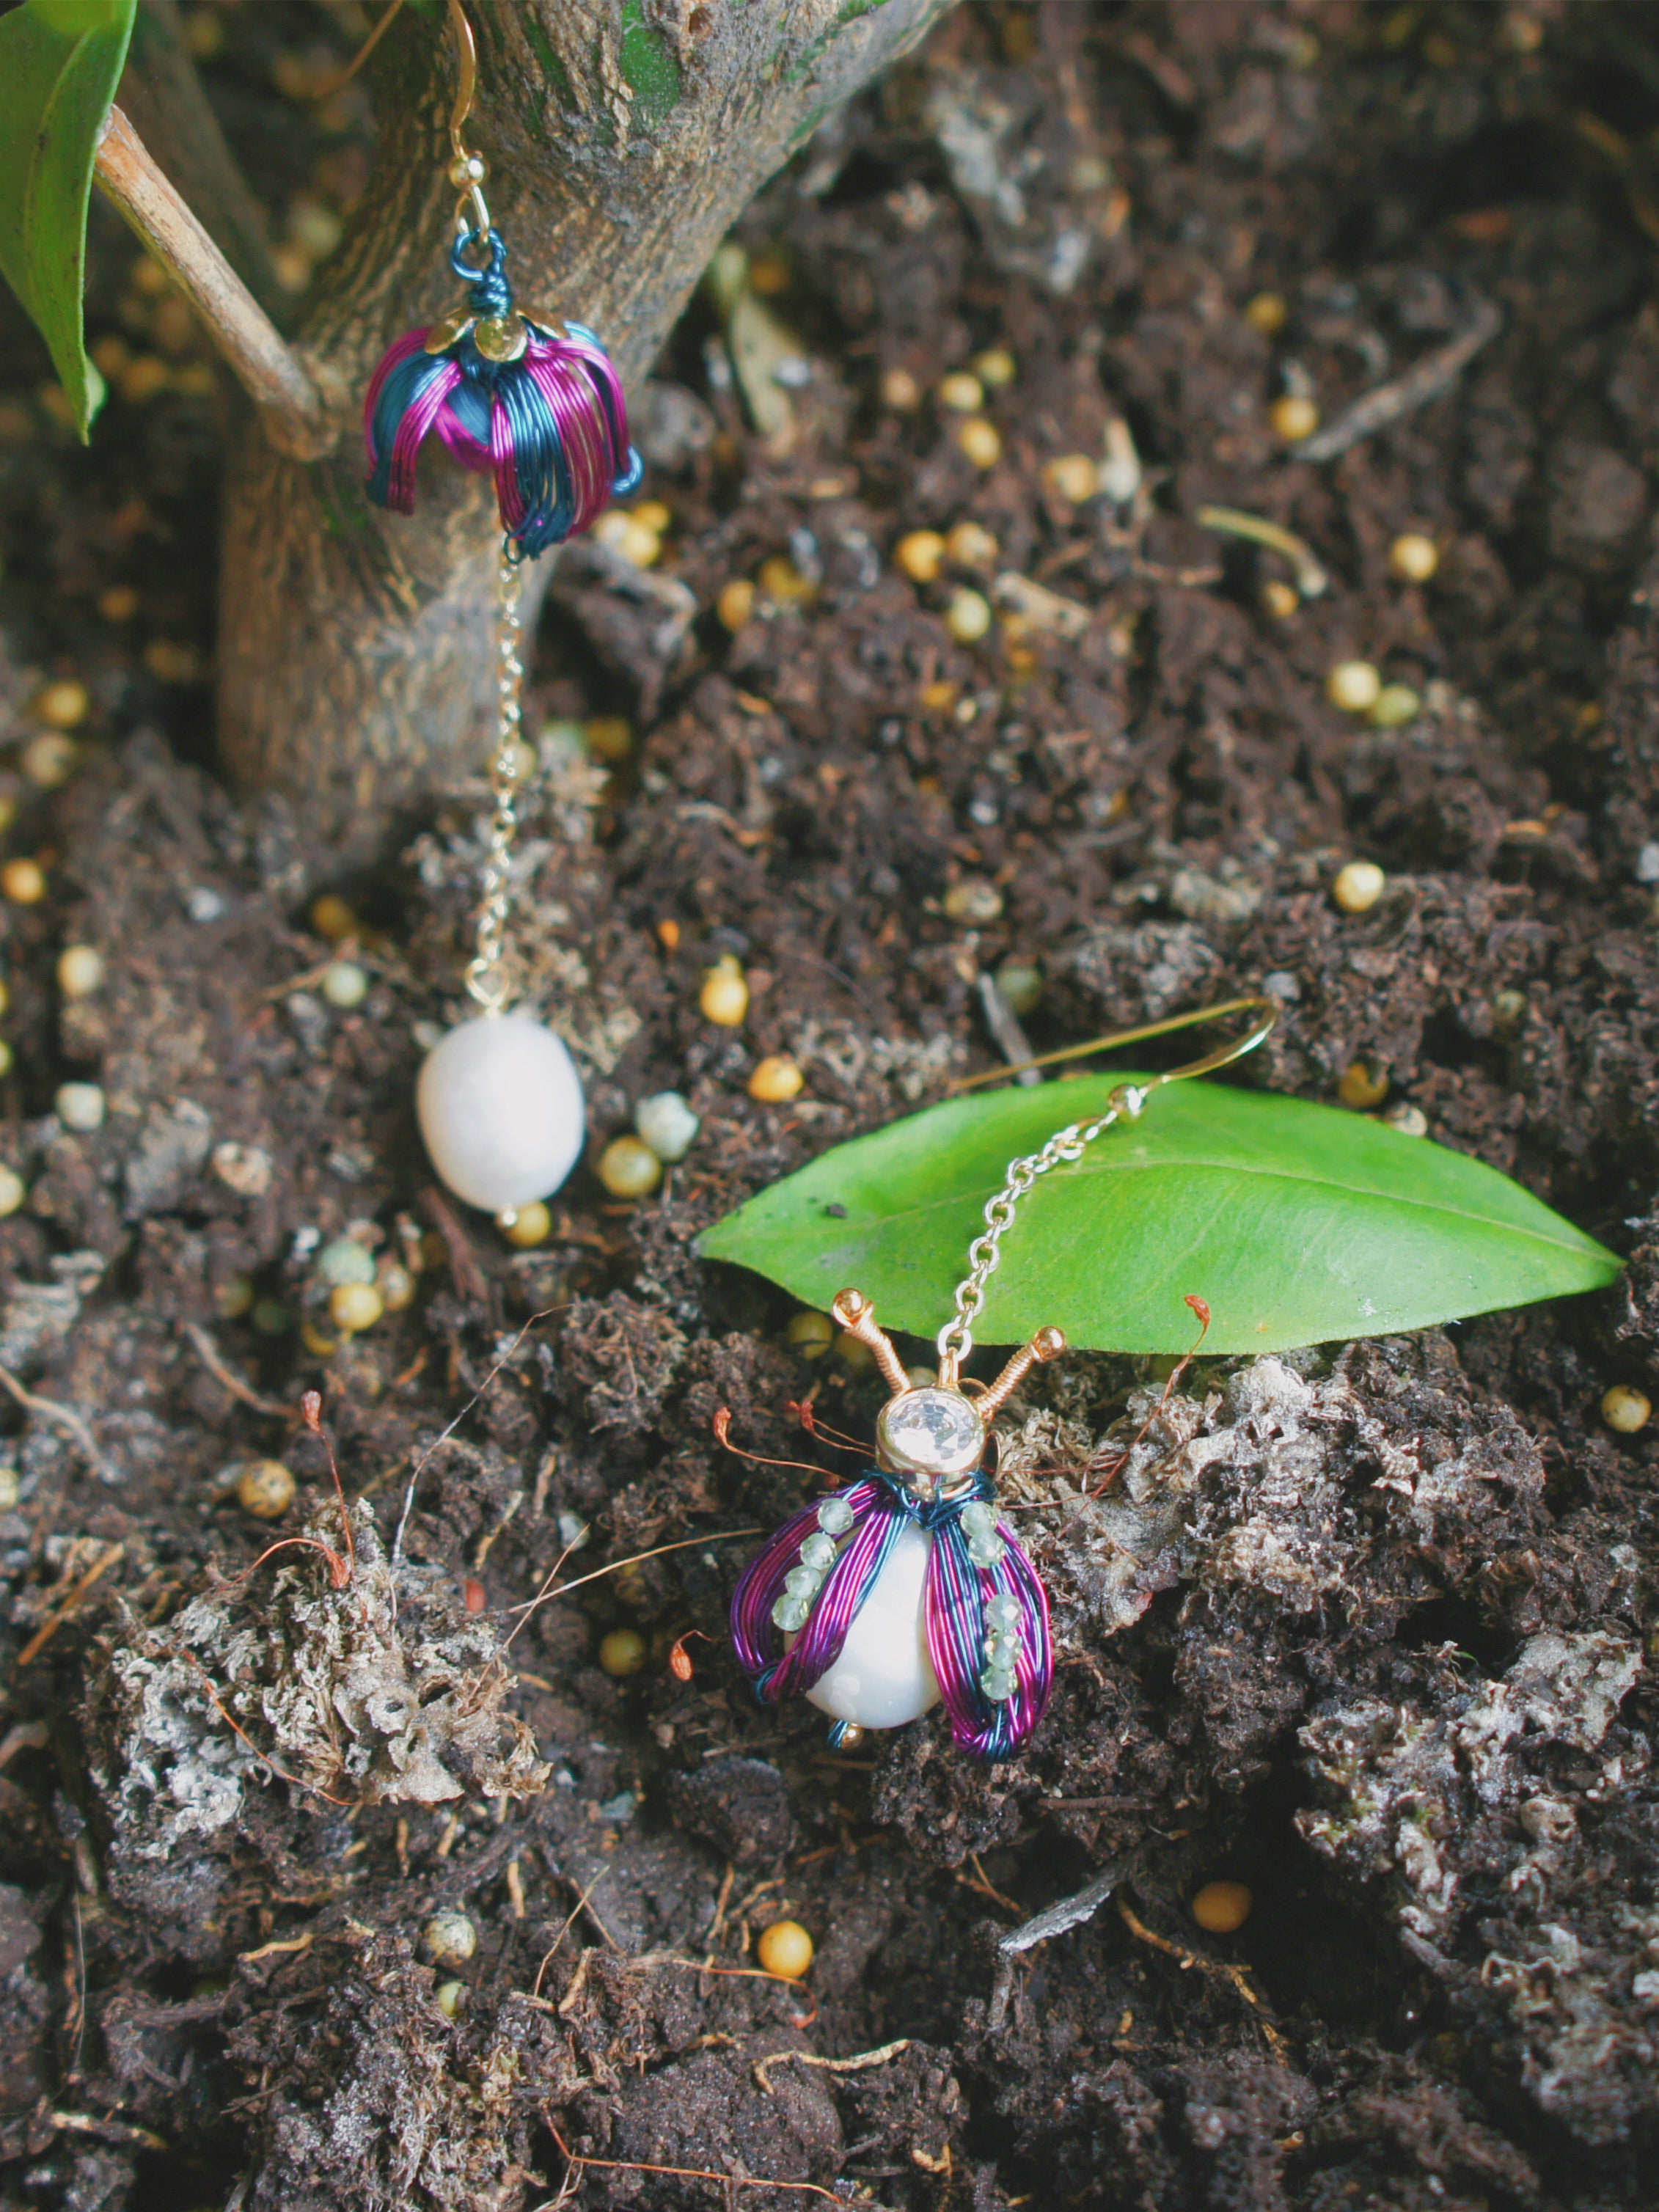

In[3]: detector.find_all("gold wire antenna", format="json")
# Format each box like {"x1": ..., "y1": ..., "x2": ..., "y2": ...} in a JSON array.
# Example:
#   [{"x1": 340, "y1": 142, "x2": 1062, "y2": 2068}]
[{"x1": 949, "y1": 993, "x2": 1278, "y2": 1096}]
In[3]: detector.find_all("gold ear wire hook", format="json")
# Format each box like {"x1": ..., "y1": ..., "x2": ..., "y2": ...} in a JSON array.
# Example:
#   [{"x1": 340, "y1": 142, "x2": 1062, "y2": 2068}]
[
  {"x1": 445, "y1": 0, "x2": 480, "y2": 154},
  {"x1": 311, "y1": 0, "x2": 491, "y2": 235},
  {"x1": 948, "y1": 993, "x2": 1278, "y2": 1096}
]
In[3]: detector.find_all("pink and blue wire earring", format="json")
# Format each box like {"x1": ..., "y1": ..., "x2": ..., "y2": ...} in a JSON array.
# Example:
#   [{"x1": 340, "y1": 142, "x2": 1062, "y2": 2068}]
[
  {"x1": 360, "y1": 0, "x2": 640, "y2": 1226},
  {"x1": 731, "y1": 1292, "x2": 1060, "y2": 1761}
]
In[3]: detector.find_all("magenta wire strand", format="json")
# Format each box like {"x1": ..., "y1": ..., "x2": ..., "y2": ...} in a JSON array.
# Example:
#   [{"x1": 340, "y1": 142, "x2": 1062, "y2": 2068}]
[
  {"x1": 924, "y1": 1517, "x2": 1052, "y2": 1759},
  {"x1": 384, "y1": 359, "x2": 463, "y2": 513},
  {"x1": 524, "y1": 346, "x2": 612, "y2": 534},
  {"x1": 765, "y1": 1498, "x2": 904, "y2": 1704},
  {"x1": 362, "y1": 328, "x2": 428, "y2": 461},
  {"x1": 729, "y1": 1479, "x2": 882, "y2": 1693}
]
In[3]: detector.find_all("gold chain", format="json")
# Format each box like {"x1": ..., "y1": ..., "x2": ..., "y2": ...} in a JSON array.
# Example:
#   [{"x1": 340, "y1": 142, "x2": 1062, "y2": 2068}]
[
  {"x1": 464, "y1": 551, "x2": 524, "y2": 1014},
  {"x1": 937, "y1": 995, "x2": 1281, "y2": 1374}
]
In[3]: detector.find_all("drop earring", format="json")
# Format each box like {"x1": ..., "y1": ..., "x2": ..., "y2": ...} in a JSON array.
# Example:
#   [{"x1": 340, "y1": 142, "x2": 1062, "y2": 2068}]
[
  {"x1": 360, "y1": 0, "x2": 641, "y2": 1221},
  {"x1": 729, "y1": 997, "x2": 1277, "y2": 1761}
]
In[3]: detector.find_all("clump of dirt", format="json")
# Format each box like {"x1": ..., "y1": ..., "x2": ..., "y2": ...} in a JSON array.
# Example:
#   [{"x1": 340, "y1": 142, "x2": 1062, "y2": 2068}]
[{"x1": 4, "y1": 4, "x2": 1659, "y2": 2210}]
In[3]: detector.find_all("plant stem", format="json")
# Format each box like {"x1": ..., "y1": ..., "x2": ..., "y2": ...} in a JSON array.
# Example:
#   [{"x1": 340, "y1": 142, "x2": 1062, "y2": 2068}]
[{"x1": 92, "y1": 106, "x2": 338, "y2": 458}]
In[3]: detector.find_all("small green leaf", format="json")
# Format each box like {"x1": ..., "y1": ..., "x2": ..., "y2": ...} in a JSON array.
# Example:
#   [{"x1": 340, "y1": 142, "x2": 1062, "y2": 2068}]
[
  {"x1": 698, "y1": 1077, "x2": 1622, "y2": 1355},
  {"x1": 0, "y1": 0, "x2": 137, "y2": 442}
]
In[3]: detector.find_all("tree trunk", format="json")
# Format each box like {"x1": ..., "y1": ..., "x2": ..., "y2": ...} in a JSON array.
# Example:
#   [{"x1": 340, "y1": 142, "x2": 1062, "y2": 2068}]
[{"x1": 216, "y1": 0, "x2": 953, "y2": 862}]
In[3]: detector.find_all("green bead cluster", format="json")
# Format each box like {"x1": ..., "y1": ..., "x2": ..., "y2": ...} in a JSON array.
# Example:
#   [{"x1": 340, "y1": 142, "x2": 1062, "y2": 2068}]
[
  {"x1": 772, "y1": 1493, "x2": 854, "y2": 1631},
  {"x1": 960, "y1": 1498, "x2": 1006, "y2": 1572},
  {"x1": 980, "y1": 1588, "x2": 1023, "y2": 1702}
]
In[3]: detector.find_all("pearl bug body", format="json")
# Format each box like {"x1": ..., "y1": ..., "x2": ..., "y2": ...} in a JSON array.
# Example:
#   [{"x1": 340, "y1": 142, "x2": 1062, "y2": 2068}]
[{"x1": 416, "y1": 1011, "x2": 585, "y2": 1213}]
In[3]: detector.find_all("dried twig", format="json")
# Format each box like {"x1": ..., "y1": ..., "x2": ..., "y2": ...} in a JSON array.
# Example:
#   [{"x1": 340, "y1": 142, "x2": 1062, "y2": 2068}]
[
  {"x1": 49, "y1": 2111, "x2": 167, "y2": 2153},
  {"x1": 503, "y1": 1528, "x2": 763, "y2": 1645},
  {"x1": 752, "y1": 2037, "x2": 911, "y2": 2096},
  {"x1": 1117, "y1": 1897, "x2": 1289, "y2": 2059},
  {"x1": 181, "y1": 1321, "x2": 292, "y2": 1417},
  {"x1": 1196, "y1": 507, "x2": 1328, "y2": 597},
  {"x1": 0, "y1": 1360, "x2": 106, "y2": 1479},
  {"x1": 15, "y1": 1545, "x2": 125, "y2": 1666},
  {"x1": 542, "y1": 2116, "x2": 865, "y2": 2208},
  {"x1": 1292, "y1": 295, "x2": 1501, "y2": 463}
]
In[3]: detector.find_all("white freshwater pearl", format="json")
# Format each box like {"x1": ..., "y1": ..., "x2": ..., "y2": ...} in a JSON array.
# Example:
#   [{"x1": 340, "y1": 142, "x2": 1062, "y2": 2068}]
[
  {"x1": 805, "y1": 1521, "x2": 941, "y2": 1731},
  {"x1": 416, "y1": 1011, "x2": 585, "y2": 1212}
]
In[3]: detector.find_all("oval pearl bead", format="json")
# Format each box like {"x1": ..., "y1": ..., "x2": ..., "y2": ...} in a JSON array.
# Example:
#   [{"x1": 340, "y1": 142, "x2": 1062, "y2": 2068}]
[
  {"x1": 416, "y1": 1011, "x2": 585, "y2": 1212},
  {"x1": 805, "y1": 1522, "x2": 941, "y2": 1731}
]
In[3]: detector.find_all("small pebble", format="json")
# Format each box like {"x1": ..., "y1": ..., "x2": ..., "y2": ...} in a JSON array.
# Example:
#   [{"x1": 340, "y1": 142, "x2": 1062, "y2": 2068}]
[
  {"x1": 34, "y1": 678, "x2": 89, "y2": 730},
  {"x1": 1370, "y1": 683, "x2": 1421, "y2": 728},
  {"x1": 634, "y1": 500, "x2": 672, "y2": 535},
  {"x1": 700, "y1": 956, "x2": 750, "y2": 1027},
  {"x1": 1325, "y1": 660, "x2": 1382, "y2": 713},
  {"x1": 634, "y1": 1091, "x2": 700, "y2": 1162},
  {"x1": 758, "y1": 1919, "x2": 815, "y2": 1980},
  {"x1": 956, "y1": 417, "x2": 1002, "y2": 469},
  {"x1": 717, "y1": 578, "x2": 756, "y2": 631},
  {"x1": 1492, "y1": 989, "x2": 1528, "y2": 1030},
  {"x1": 315, "y1": 1237, "x2": 376, "y2": 1287},
  {"x1": 235, "y1": 1458, "x2": 296, "y2": 1519},
  {"x1": 1244, "y1": 291, "x2": 1289, "y2": 336},
  {"x1": 56, "y1": 945, "x2": 105, "y2": 999},
  {"x1": 1, "y1": 860, "x2": 46, "y2": 906},
  {"x1": 757, "y1": 555, "x2": 816, "y2": 607},
  {"x1": 598, "y1": 1135, "x2": 663, "y2": 1198},
  {"x1": 787, "y1": 1310, "x2": 835, "y2": 1357},
  {"x1": 995, "y1": 961, "x2": 1043, "y2": 1015},
  {"x1": 56, "y1": 1082, "x2": 106, "y2": 1132},
  {"x1": 435, "y1": 1980, "x2": 465, "y2": 2019},
  {"x1": 943, "y1": 876, "x2": 1004, "y2": 924},
  {"x1": 1385, "y1": 1103, "x2": 1429, "y2": 1138},
  {"x1": 216, "y1": 1273, "x2": 255, "y2": 1319},
  {"x1": 599, "y1": 1627, "x2": 648, "y2": 1677},
  {"x1": 329, "y1": 1281, "x2": 384, "y2": 1333},
  {"x1": 937, "y1": 370, "x2": 984, "y2": 412},
  {"x1": 1332, "y1": 860, "x2": 1386, "y2": 914},
  {"x1": 593, "y1": 510, "x2": 661, "y2": 567},
  {"x1": 1388, "y1": 532, "x2": 1439, "y2": 583},
  {"x1": 501, "y1": 1201, "x2": 552, "y2": 1248},
  {"x1": 973, "y1": 347, "x2": 1017, "y2": 387},
  {"x1": 422, "y1": 1910, "x2": 477, "y2": 1968},
  {"x1": 1337, "y1": 1060, "x2": 1389, "y2": 1110},
  {"x1": 377, "y1": 1261, "x2": 417, "y2": 1311},
  {"x1": 1602, "y1": 1385, "x2": 1652, "y2": 1435},
  {"x1": 1042, "y1": 453, "x2": 1099, "y2": 503},
  {"x1": 0, "y1": 1166, "x2": 24, "y2": 1217},
  {"x1": 0, "y1": 1466, "x2": 19, "y2": 1510},
  {"x1": 945, "y1": 587, "x2": 993, "y2": 644},
  {"x1": 22, "y1": 733, "x2": 77, "y2": 788},
  {"x1": 1192, "y1": 1880, "x2": 1253, "y2": 1934},
  {"x1": 321, "y1": 961, "x2": 370, "y2": 1009},
  {"x1": 749, "y1": 1055, "x2": 805, "y2": 1103},
  {"x1": 881, "y1": 367, "x2": 922, "y2": 411},
  {"x1": 895, "y1": 530, "x2": 946, "y2": 583},
  {"x1": 945, "y1": 520, "x2": 999, "y2": 568},
  {"x1": 98, "y1": 585, "x2": 139, "y2": 623},
  {"x1": 585, "y1": 716, "x2": 634, "y2": 763},
  {"x1": 1270, "y1": 394, "x2": 1319, "y2": 442}
]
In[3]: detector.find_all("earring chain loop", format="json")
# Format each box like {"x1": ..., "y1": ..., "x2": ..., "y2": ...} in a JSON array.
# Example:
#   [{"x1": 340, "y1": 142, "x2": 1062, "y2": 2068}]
[{"x1": 464, "y1": 549, "x2": 524, "y2": 1015}]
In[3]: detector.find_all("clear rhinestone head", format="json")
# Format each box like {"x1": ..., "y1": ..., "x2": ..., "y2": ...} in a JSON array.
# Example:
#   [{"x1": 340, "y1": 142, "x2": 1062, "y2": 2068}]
[{"x1": 876, "y1": 1385, "x2": 986, "y2": 1484}]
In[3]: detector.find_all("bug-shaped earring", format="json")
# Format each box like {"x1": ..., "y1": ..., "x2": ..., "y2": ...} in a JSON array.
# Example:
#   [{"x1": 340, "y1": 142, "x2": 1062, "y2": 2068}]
[
  {"x1": 358, "y1": 0, "x2": 640, "y2": 1224},
  {"x1": 729, "y1": 997, "x2": 1278, "y2": 1761}
]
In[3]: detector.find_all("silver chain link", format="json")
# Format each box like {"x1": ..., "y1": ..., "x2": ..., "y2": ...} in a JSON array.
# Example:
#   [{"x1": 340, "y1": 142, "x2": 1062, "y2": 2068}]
[
  {"x1": 464, "y1": 550, "x2": 526, "y2": 1015},
  {"x1": 937, "y1": 1081, "x2": 1150, "y2": 1370}
]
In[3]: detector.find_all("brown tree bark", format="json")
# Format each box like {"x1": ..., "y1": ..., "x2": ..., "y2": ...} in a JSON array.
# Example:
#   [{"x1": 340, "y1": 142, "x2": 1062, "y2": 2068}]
[{"x1": 215, "y1": 0, "x2": 954, "y2": 862}]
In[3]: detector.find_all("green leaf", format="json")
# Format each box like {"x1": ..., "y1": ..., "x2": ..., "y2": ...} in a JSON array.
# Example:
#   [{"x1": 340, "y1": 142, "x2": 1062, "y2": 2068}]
[
  {"x1": 0, "y1": 0, "x2": 137, "y2": 442},
  {"x1": 697, "y1": 1077, "x2": 1622, "y2": 1355}
]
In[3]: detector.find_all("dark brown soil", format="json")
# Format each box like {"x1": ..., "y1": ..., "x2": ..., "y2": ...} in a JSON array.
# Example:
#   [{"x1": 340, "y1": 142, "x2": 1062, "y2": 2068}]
[{"x1": 3, "y1": 4, "x2": 1659, "y2": 2209}]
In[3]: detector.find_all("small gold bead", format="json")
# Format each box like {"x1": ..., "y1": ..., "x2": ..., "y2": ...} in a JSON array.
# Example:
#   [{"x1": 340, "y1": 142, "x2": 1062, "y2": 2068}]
[
  {"x1": 749, "y1": 1055, "x2": 805, "y2": 1103},
  {"x1": 757, "y1": 1919, "x2": 814, "y2": 1979},
  {"x1": 1261, "y1": 579, "x2": 1300, "y2": 620},
  {"x1": 758, "y1": 554, "x2": 816, "y2": 606},
  {"x1": 895, "y1": 530, "x2": 946, "y2": 584},
  {"x1": 235, "y1": 1460, "x2": 296, "y2": 1520},
  {"x1": 584, "y1": 715, "x2": 634, "y2": 763},
  {"x1": 945, "y1": 588, "x2": 993, "y2": 645},
  {"x1": 1326, "y1": 660, "x2": 1382, "y2": 713},
  {"x1": 943, "y1": 876, "x2": 1003, "y2": 923},
  {"x1": 1, "y1": 860, "x2": 46, "y2": 907},
  {"x1": 1243, "y1": 291, "x2": 1288, "y2": 336},
  {"x1": 0, "y1": 1167, "x2": 23, "y2": 1217},
  {"x1": 329, "y1": 1281, "x2": 384, "y2": 1333},
  {"x1": 937, "y1": 371, "x2": 984, "y2": 412},
  {"x1": 699, "y1": 956, "x2": 750, "y2": 1027},
  {"x1": 1270, "y1": 394, "x2": 1319, "y2": 442},
  {"x1": 56, "y1": 944, "x2": 106, "y2": 999},
  {"x1": 599, "y1": 1627, "x2": 648, "y2": 1677},
  {"x1": 972, "y1": 348, "x2": 1017, "y2": 387},
  {"x1": 945, "y1": 520, "x2": 999, "y2": 568},
  {"x1": 1369, "y1": 683, "x2": 1421, "y2": 728},
  {"x1": 598, "y1": 1135, "x2": 664, "y2": 1198},
  {"x1": 1338, "y1": 1059, "x2": 1389, "y2": 1110},
  {"x1": 1332, "y1": 860, "x2": 1386, "y2": 914},
  {"x1": 1602, "y1": 1385, "x2": 1652, "y2": 1435},
  {"x1": 1192, "y1": 1880, "x2": 1253, "y2": 1933},
  {"x1": 717, "y1": 578, "x2": 756, "y2": 631},
  {"x1": 786, "y1": 1311, "x2": 835, "y2": 1357},
  {"x1": 1388, "y1": 532, "x2": 1439, "y2": 583},
  {"x1": 310, "y1": 894, "x2": 358, "y2": 942},
  {"x1": 956, "y1": 417, "x2": 1002, "y2": 469},
  {"x1": 881, "y1": 367, "x2": 921, "y2": 411},
  {"x1": 34, "y1": 678, "x2": 89, "y2": 730},
  {"x1": 1042, "y1": 453, "x2": 1099, "y2": 503},
  {"x1": 501, "y1": 1200, "x2": 552, "y2": 1248},
  {"x1": 23, "y1": 734, "x2": 77, "y2": 788}
]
